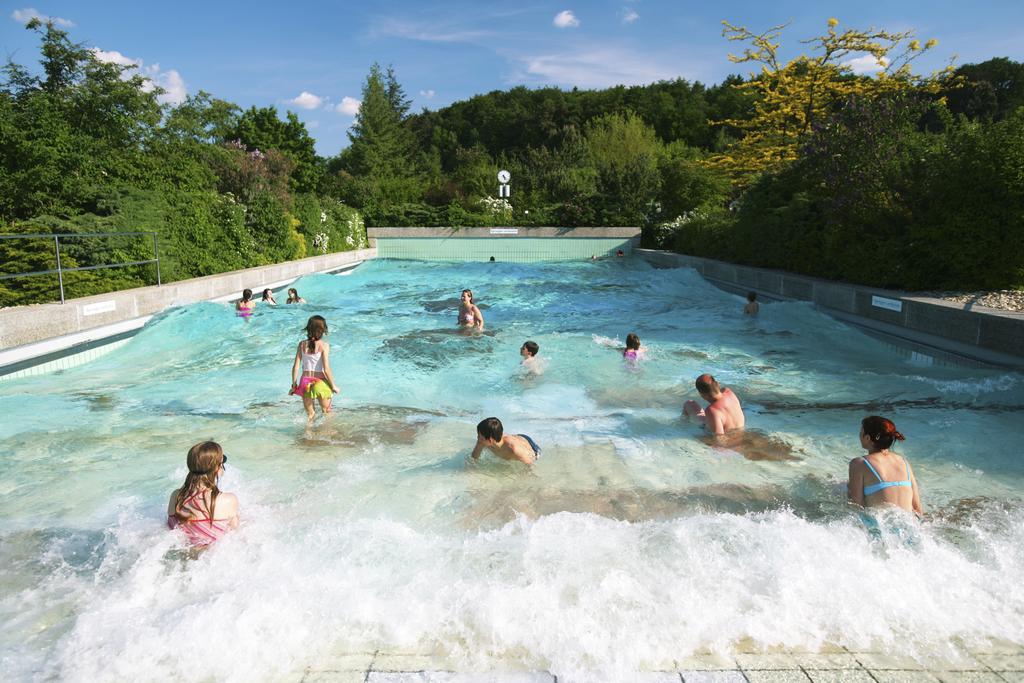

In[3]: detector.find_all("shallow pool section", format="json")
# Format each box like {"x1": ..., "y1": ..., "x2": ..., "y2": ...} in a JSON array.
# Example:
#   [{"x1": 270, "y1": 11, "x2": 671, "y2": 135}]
[{"x1": 1, "y1": 259, "x2": 1023, "y2": 681}]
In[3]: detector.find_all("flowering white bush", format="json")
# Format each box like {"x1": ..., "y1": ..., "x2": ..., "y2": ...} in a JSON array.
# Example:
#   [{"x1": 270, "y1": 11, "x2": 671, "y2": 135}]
[
  {"x1": 320, "y1": 211, "x2": 327, "y2": 224},
  {"x1": 313, "y1": 232, "x2": 330, "y2": 254},
  {"x1": 478, "y1": 196, "x2": 513, "y2": 219},
  {"x1": 650, "y1": 209, "x2": 711, "y2": 249}
]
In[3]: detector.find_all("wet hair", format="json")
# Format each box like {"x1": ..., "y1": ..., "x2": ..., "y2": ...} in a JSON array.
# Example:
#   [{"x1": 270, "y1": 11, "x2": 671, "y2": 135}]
[
  {"x1": 305, "y1": 315, "x2": 328, "y2": 353},
  {"x1": 625, "y1": 333, "x2": 641, "y2": 351},
  {"x1": 695, "y1": 373, "x2": 721, "y2": 397},
  {"x1": 522, "y1": 341, "x2": 539, "y2": 357},
  {"x1": 489, "y1": 256, "x2": 495, "y2": 262},
  {"x1": 461, "y1": 289, "x2": 474, "y2": 303},
  {"x1": 747, "y1": 291, "x2": 757, "y2": 302},
  {"x1": 862, "y1": 416, "x2": 905, "y2": 450},
  {"x1": 287, "y1": 288, "x2": 300, "y2": 301},
  {"x1": 477, "y1": 417, "x2": 503, "y2": 441},
  {"x1": 172, "y1": 441, "x2": 224, "y2": 523},
  {"x1": 616, "y1": 249, "x2": 624, "y2": 256},
  {"x1": 262, "y1": 288, "x2": 274, "y2": 301},
  {"x1": 241, "y1": 288, "x2": 253, "y2": 303}
]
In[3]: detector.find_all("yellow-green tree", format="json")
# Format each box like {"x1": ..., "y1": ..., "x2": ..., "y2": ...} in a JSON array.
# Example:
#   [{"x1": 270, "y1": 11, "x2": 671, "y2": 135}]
[{"x1": 713, "y1": 18, "x2": 951, "y2": 184}]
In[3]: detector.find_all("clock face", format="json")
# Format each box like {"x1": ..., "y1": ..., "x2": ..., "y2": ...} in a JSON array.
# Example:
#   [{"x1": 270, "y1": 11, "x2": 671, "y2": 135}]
[{"x1": 497, "y1": 170, "x2": 511, "y2": 183}]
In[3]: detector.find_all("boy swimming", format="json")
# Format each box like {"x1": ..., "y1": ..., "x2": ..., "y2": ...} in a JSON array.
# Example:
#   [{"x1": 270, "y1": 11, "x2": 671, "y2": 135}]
[{"x1": 471, "y1": 417, "x2": 541, "y2": 465}]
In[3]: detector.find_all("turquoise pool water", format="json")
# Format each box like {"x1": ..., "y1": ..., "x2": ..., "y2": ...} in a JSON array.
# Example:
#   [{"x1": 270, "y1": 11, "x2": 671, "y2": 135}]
[{"x1": 1, "y1": 258, "x2": 1023, "y2": 681}]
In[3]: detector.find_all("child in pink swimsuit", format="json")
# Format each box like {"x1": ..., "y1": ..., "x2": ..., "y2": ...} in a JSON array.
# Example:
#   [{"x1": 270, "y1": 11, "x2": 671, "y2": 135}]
[
  {"x1": 167, "y1": 441, "x2": 238, "y2": 546},
  {"x1": 458, "y1": 289, "x2": 484, "y2": 329},
  {"x1": 290, "y1": 315, "x2": 340, "y2": 421},
  {"x1": 623, "y1": 332, "x2": 644, "y2": 360}
]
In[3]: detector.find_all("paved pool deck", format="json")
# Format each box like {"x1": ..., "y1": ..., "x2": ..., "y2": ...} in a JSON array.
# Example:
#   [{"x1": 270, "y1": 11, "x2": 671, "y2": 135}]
[{"x1": 289, "y1": 642, "x2": 1024, "y2": 682}]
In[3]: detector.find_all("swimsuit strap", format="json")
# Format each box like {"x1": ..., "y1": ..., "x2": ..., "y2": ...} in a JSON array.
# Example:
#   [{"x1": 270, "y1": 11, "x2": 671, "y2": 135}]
[{"x1": 862, "y1": 457, "x2": 884, "y2": 484}]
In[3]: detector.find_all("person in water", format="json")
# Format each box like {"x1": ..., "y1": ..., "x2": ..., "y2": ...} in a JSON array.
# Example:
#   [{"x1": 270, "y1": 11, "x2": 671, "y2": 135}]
[
  {"x1": 848, "y1": 416, "x2": 922, "y2": 515},
  {"x1": 682, "y1": 374, "x2": 746, "y2": 435},
  {"x1": 520, "y1": 340, "x2": 543, "y2": 375},
  {"x1": 261, "y1": 288, "x2": 277, "y2": 305},
  {"x1": 290, "y1": 315, "x2": 340, "y2": 421},
  {"x1": 623, "y1": 333, "x2": 644, "y2": 360},
  {"x1": 458, "y1": 289, "x2": 484, "y2": 329},
  {"x1": 744, "y1": 291, "x2": 759, "y2": 316},
  {"x1": 167, "y1": 441, "x2": 239, "y2": 546},
  {"x1": 236, "y1": 288, "x2": 256, "y2": 317},
  {"x1": 471, "y1": 417, "x2": 541, "y2": 465},
  {"x1": 286, "y1": 288, "x2": 305, "y2": 304}
]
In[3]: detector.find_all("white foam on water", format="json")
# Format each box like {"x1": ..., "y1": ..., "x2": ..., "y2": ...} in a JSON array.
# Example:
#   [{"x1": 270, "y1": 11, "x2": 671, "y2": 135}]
[{"x1": 27, "y1": 503, "x2": 1024, "y2": 682}]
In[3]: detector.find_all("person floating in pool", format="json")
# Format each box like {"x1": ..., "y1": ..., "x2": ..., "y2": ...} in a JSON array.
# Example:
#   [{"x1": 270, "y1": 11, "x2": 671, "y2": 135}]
[
  {"x1": 471, "y1": 417, "x2": 541, "y2": 465},
  {"x1": 623, "y1": 333, "x2": 644, "y2": 361},
  {"x1": 848, "y1": 416, "x2": 923, "y2": 515},
  {"x1": 261, "y1": 288, "x2": 277, "y2": 305},
  {"x1": 290, "y1": 315, "x2": 340, "y2": 421},
  {"x1": 167, "y1": 441, "x2": 239, "y2": 546},
  {"x1": 520, "y1": 340, "x2": 544, "y2": 375},
  {"x1": 458, "y1": 289, "x2": 484, "y2": 330},
  {"x1": 744, "y1": 291, "x2": 759, "y2": 316},
  {"x1": 236, "y1": 288, "x2": 256, "y2": 318},
  {"x1": 682, "y1": 374, "x2": 745, "y2": 435},
  {"x1": 286, "y1": 288, "x2": 305, "y2": 304}
]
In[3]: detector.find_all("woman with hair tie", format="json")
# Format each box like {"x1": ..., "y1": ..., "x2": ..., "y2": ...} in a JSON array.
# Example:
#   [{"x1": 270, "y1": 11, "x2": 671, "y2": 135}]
[
  {"x1": 848, "y1": 416, "x2": 922, "y2": 515},
  {"x1": 167, "y1": 441, "x2": 239, "y2": 545}
]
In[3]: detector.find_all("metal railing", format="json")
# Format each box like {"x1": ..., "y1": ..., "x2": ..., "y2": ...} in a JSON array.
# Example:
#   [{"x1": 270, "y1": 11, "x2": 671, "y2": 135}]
[{"x1": 0, "y1": 232, "x2": 161, "y2": 304}]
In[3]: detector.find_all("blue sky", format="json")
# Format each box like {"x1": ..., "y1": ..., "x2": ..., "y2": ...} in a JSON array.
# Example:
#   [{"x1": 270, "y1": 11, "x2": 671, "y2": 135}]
[{"x1": 4, "y1": 1, "x2": 1023, "y2": 155}]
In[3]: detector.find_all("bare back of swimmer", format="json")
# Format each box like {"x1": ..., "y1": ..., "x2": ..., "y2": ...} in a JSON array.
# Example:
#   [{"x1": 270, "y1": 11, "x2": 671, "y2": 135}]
[{"x1": 683, "y1": 373, "x2": 745, "y2": 436}]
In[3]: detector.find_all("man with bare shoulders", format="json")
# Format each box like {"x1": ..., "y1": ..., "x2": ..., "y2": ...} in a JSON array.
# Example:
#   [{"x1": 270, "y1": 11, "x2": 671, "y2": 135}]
[
  {"x1": 682, "y1": 374, "x2": 745, "y2": 435},
  {"x1": 471, "y1": 417, "x2": 541, "y2": 465}
]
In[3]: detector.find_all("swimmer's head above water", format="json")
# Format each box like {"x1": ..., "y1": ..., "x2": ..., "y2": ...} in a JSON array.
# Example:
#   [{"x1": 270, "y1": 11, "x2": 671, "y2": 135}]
[
  {"x1": 861, "y1": 415, "x2": 905, "y2": 451},
  {"x1": 461, "y1": 289, "x2": 474, "y2": 304},
  {"x1": 521, "y1": 341, "x2": 539, "y2": 358},
  {"x1": 477, "y1": 416, "x2": 503, "y2": 443},
  {"x1": 695, "y1": 373, "x2": 722, "y2": 400}
]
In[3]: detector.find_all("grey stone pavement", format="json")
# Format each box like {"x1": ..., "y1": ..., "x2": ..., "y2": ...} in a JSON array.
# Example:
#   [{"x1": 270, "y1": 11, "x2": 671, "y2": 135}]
[{"x1": 293, "y1": 642, "x2": 1024, "y2": 683}]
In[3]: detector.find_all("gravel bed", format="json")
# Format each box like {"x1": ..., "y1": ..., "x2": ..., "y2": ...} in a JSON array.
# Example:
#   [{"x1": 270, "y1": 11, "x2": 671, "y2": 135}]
[{"x1": 918, "y1": 289, "x2": 1024, "y2": 313}]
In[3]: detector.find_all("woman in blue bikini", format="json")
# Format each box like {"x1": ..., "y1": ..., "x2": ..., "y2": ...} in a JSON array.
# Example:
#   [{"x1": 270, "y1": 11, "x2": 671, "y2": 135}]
[{"x1": 848, "y1": 416, "x2": 922, "y2": 515}]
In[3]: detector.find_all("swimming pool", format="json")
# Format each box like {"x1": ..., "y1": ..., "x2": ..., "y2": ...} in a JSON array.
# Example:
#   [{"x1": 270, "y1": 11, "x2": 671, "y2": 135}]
[{"x1": 1, "y1": 258, "x2": 1022, "y2": 681}]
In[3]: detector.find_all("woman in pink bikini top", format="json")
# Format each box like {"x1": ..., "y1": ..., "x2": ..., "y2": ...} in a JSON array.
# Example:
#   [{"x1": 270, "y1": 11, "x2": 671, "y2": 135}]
[
  {"x1": 458, "y1": 289, "x2": 484, "y2": 329},
  {"x1": 167, "y1": 441, "x2": 239, "y2": 546}
]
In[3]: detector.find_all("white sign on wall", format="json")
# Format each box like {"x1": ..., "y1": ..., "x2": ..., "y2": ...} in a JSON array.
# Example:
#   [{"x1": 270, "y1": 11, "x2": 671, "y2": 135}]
[
  {"x1": 82, "y1": 300, "x2": 117, "y2": 316},
  {"x1": 871, "y1": 295, "x2": 903, "y2": 312}
]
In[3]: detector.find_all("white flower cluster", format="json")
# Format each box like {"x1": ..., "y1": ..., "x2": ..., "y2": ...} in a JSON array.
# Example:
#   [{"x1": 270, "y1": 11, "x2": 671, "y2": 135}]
[
  {"x1": 478, "y1": 196, "x2": 513, "y2": 217},
  {"x1": 660, "y1": 209, "x2": 709, "y2": 229},
  {"x1": 320, "y1": 211, "x2": 327, "y2": 224},
  {"x1": 313, "y1": 232, "x2": 330, "y2": 254}
]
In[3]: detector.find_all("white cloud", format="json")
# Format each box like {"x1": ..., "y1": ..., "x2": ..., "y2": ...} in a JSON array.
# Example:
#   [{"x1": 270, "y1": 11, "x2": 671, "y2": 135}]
[
  {"x1": 335, "y1": 97, "x2": 361, "y2": 116},
  {"x1": 148, "y1": 67, "x2": 186, "y2": 105},
  {"x1": 553, "y1": 10, "x2": 580, "y2": 29},
  {"x1": 844, "y1": 54, "x2": 889, "y2": 75},
  {"x1": 90, "y1": 48, "x2": 187, "y2": 105},
  {"x1": 622, "y1": 9, "x2": 639, "y2": 24},
  {"x1": 419, "y1": 89, "x2": 436, "y2": 99},
  {"x1": 372, "y1": 17, "x2": 494, "y2": 43},
  {"x1": 287, "y1": 91, "x2": 324, "y2": 109},
  {"x1": 518, "y1": 47, "x2": 675, "y2": 89},
  {"x1": 91, "y1": 48, "x2": 139, "y2": 68},
  {"x1": 11, "y1": 7, "x2": 74, "y2": 27}
]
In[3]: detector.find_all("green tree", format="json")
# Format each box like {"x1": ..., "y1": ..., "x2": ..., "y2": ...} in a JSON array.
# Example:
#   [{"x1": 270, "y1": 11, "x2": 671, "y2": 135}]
[
  {"x1": 584, "y1": 112, "x2": 663, "y2": 224},
  {"x1": 229, "y1": 106, "x2": 319, "y2": 192}
]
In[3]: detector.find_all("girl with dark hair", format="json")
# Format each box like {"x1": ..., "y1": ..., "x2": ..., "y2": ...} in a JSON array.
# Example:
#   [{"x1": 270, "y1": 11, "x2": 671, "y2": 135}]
[
  {"x1": 261, "y1": 288, "x2": 277, "y2": 305},
  {"x1": 236, "y1": 288, "x2": 256, "y2": 317},
  {"x1": 167, "y1": 441, "x2": 239, "y2": 545},
  {"x1": 623, "y1": 333, "x2": 644, "y2": 360},
  {"x1": 848, "y1": 416, "x2": 922, "y2": 514},
  {"x1": 290, "y1": 315, "x2": 340, "y2": 421},
  {"x1": 458, "y1": 289, "x2": 484, "y2": 329},
  {"x1": 286, "y1": 288, "x2": 305, "y2": 304}
]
